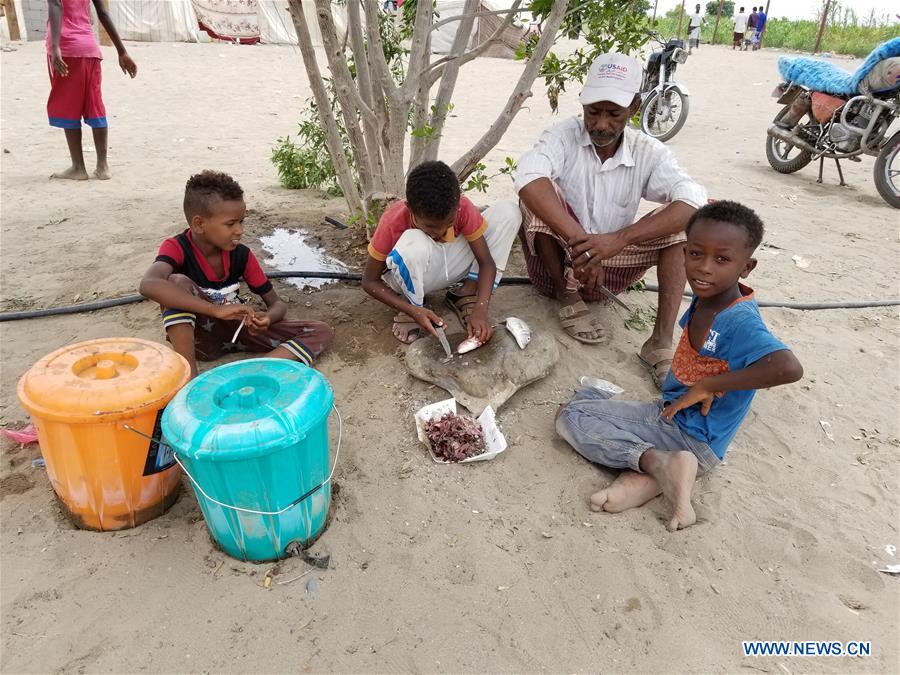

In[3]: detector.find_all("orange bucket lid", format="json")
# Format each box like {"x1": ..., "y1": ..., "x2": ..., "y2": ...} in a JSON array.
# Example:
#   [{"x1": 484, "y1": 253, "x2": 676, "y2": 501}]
[{"x1": 18, "y1": 338, "x2": 190, "y2": 423}]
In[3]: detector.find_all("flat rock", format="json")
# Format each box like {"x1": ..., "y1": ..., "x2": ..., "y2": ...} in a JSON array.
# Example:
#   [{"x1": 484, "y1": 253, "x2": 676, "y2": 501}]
[{"x1": 404, "y1": 326, "x2": 559, "y2": 414}]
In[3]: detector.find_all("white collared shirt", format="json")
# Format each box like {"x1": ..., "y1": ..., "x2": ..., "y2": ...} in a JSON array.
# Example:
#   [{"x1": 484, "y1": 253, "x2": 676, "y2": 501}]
[{"x1": 515, "y1": 117, "x2": 707, "y2": 235}]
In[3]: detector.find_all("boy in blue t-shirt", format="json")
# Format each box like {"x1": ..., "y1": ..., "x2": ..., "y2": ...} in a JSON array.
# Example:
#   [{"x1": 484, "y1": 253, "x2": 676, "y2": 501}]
[{"x1": 555, "y1": 201, "x2": 803, "y2": 531}]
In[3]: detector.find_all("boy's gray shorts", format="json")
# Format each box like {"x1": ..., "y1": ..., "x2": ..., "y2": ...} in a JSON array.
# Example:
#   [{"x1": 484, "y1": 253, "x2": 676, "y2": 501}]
[{"x1": 556, "y1": 386, "x2": 721, "y2": 475}]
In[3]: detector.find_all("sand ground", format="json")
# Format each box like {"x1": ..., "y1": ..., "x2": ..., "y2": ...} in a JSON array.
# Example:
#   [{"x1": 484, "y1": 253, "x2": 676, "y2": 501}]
[{"x1": 1, "y1": 39, "x2": 899, "y2": 673}]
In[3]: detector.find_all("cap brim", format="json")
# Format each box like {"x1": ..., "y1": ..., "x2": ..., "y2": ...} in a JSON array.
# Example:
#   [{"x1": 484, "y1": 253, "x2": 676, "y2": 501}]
[{"x1": 579, "y1": 86, "x2": 637, "y2": 107}]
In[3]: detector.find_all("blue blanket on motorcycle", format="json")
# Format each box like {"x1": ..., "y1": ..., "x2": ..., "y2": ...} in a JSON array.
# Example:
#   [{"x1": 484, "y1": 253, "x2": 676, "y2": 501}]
[{"x1": 778, "y1": 37, "x2": 900, "y2": 96}]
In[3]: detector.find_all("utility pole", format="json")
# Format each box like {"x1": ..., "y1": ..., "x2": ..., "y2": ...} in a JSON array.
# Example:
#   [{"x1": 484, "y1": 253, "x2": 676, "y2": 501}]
[
  {"x1": 676, "y1": 0, "x2": 686, "y2": 38},
  {"x1": 759, "y1": 0, "x2": 771, "y2": 48},
  {"x1": 2, "y1": 0, "x2": 21, "y2": 41},
  {"x1": 652, "y1": 0, "x2": 659, "y2": 23},
  {"x1": 712, "y1": 0, "x2": 724, "y2": 45},
  {"x1": 813, "y1": 0, "x2": 831, "y2": 53}
]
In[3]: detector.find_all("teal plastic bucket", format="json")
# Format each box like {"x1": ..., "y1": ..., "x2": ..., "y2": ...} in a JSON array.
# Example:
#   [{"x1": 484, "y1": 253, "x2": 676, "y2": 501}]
[{"x1": 161, "y1": 358, "x2": 337, "y2": 562}]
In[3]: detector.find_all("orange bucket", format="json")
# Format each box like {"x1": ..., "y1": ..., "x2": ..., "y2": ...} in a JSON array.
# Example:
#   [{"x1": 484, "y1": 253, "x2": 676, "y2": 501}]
[{"x1": 17, "y1": 338, "x2": 190, "y2": 531}]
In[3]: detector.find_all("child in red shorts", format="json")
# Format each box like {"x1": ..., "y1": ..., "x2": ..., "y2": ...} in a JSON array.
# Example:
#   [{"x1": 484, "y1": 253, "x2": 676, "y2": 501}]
[
  {"x1": 47, "y1": 0, "x2": 137, "y2": 180},
  {"x1": 139, "y1": 171, "x2": 334, "y2": 378}
]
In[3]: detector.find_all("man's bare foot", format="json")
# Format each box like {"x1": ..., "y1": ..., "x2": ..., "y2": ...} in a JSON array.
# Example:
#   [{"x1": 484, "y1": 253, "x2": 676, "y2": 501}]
[
  {"x1": 590, "y1": 470, "x2": 662, "y2": 513},
  {"x1": 50, "y1": 166, "x2": 89, "y2": 181},
  {"x1": 94, "y1": 164, "x2": 111, "y2": 180},
  {"x1": 640, "y1": 449, "x2": 699, "y2": 531}
]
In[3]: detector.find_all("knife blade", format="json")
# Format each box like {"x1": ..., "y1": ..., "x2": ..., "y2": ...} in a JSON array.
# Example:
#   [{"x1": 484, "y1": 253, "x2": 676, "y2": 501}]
[
  {"x1": 434, "y1": 326, "x2": 452, "y2": 358},
  {"x1": 599, "y1": 284, "x2": 631, "y2": 312}
]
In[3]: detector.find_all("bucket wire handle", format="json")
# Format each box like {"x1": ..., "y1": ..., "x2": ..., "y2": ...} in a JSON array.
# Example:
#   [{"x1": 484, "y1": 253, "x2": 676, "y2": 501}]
[{"x1": 125, "y1": 404, "x2": 342, "y2": 517}]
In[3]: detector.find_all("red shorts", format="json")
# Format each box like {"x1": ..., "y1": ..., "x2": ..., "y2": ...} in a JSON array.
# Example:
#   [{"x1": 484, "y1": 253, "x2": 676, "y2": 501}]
[{"x1": 47, "y1": 56, "x2": 107, "y2": 129}]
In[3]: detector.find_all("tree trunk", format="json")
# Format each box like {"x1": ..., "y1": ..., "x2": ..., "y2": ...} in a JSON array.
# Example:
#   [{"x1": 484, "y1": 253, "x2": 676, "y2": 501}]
[
  {"x1": 362, "y1": 0, "x2": 405, "y2": 197},
  {"x1": 287, "y1": 0, "x2": 363, "y2": 214},
  {"x1": 346, "y1": 0, "x2": 386, "y2": 194},
  {"x1": 313, "y1": 0, "x2": 377, "y2": 205}
]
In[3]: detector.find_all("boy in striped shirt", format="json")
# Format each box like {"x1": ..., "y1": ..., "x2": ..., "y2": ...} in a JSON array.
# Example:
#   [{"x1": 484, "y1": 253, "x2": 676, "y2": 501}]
[{"x1": 139, "y1": 171, "x2": 333, "y2": 377}]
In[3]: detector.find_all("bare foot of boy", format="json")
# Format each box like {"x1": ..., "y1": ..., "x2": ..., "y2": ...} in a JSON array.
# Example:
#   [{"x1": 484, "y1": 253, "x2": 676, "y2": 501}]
[
  {"x1": 640, "y1": 449, "x2": 699, "y2": 531},
  {"x1": 51, "y1": 166, "x2": 89, "y2": 180},
  {"x1": 590, "y1": 471, "x2": 662, "y2": 512},
  {"x1": 94, "y1": 164, "x2": 112, "y2": 180}
]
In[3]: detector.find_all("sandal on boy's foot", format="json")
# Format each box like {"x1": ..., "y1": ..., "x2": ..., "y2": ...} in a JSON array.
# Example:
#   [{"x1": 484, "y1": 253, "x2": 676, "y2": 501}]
[
  {"x1": 558, "y1": 300, "x2": 605, "y2": 344},
  {"x1": 444, "y1": 292, "x2": 479, "y2": 330},
  {"x1": 392, "y1": 313, "x2": 423, "y2": 344},
  {"x1": 637, "y1": 347, "x2": 674, "y2": 390}
]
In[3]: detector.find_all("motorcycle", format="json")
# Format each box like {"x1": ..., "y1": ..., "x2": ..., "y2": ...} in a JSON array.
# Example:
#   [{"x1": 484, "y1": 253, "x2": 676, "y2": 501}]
[
  {"x1": 639, "y1": 31, "x2": 691, "y2": 142},
  {"x1": 765, "y1": 40, "x2": 900, "y2": 208}
]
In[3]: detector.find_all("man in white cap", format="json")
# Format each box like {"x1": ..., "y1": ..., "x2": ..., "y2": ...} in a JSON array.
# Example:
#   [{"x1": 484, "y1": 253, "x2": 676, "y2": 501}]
[{"x1": 515, "y1": 52, "x2": 706, "y2": 388}]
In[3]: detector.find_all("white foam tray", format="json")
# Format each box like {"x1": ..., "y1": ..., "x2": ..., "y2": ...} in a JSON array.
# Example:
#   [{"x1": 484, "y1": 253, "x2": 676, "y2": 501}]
[{"x1": 414, "y1": 398, "x2": 507, "y2": 464}]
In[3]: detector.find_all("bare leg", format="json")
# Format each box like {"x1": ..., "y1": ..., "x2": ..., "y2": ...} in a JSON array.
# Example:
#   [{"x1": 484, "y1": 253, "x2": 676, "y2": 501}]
[
  {"x1": 639, "y1": 448, "x2": 698, "y2": 531},
  {"x1": 92, "y1": 126, "x2": 110, "y2": 180},
  {"x1": 534, "y1": 232, "x2": 603, "y2": 341},
  {"x1": 641, "y1": 242, "x2": 685, "y2": 359},
  {"x1": 590, "y1": 470, "x2": 662, "y2": 512},
  {"x1": 266, "y1": 345, "x2": 298, "y2": 361},
  {"x1": 51, "y1": 128, "x2": 89, "y2": 180},
  {"x1": 166, "y1": 323, "x2": 198, "y2": 378}
]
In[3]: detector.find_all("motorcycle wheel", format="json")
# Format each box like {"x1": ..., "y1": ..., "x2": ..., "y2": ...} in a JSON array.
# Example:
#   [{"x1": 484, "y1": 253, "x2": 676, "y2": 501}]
[
  {"x1": 639, "y1": 88, "x2": 689, "y2": 142},
  {"x1": 873, "y1": 131, "x2": 900, "y2": 208},
  {"x1": 765, "y1": 107, "x2": 813, "y2": 174}
]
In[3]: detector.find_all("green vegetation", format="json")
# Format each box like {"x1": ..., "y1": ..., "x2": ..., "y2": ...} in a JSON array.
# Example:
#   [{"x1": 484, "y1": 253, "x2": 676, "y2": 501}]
[{"x1": 653, "y1": 3, "x2": 898, "y2": 58}]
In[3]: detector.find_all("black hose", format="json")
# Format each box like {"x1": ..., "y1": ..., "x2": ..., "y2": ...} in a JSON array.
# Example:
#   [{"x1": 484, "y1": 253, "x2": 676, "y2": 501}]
[{"x1": 1, "y1": 271, "x2": 897, "y2": 322}]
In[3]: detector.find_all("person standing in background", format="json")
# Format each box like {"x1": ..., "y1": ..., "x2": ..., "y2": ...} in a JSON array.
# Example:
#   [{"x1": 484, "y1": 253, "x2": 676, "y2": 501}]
[
  {"x1": 754, "y1": 5, "x2": 767, "y2": 50},
  {"x1": 733, "y1": 7, "x2": 748, "y2": 50},
  {"x1": 688, "y1": 4, "x2": 704, "y2": 55},
  {"x1": 745, "y1": 7, "x2": 759, "y2": 51},
  {"x1": 46, "y1": 0, "x2": 137, "y2": 180}
]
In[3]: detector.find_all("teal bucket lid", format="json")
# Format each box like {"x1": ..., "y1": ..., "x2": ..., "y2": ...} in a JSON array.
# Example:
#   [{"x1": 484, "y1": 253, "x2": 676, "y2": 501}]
[{"x1": 161, "y1": 358, "x2": 334, "y2": 461}]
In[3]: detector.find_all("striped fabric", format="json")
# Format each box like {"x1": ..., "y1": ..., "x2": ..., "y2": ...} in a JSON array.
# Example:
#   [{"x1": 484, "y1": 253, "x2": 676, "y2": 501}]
[
  {"x1": 281, "y1": 339, "x2": 314, "y2": 367},
  {"x1": 515, "y1": 118, "x2": 707, "y2": 237},
  {"x1": 518, "y1": 184, "x2": 684, "y2": 301},
  {"x1": 162, "y1": 309, "x2": 196, "y2": 328}
]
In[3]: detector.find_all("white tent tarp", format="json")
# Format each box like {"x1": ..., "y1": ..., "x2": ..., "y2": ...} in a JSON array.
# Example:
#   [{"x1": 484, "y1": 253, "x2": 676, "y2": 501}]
[
  {"x1": 257, "y1": 1, "x2": 347, "y2": 47},
  {"x1": 106, "y1": 0, "x2": 202, "y2": 43},
  {"x1": 431, "y1": 0, "x2": 528, "y2": 57}
]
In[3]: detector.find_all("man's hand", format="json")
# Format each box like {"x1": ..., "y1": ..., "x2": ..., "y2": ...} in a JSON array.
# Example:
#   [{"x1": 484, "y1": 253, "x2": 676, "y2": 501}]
[
  {"x1": 246, "y1": 312, "x2": 271, "y2": 336},
  {"x1": 568, "y1": 232, "x2": 626, "y2": 269},
  {"x1": 409, "y1": 307, "x2": 444, "y2": 338},
  {"x1": 52, "y1": 48, "x2": 68, "y2": 77},
  {"x1": 574, "y1": 263, "x2": 604, "y2": 294},
  {"x1": 119, "y1": 52, "x2": 137, "y2": 78},
  {"x1": 213, "y1": 303, "x2": 255, "y2": 323},
  {"x1": 467, "y1": 307, "x2": 493, "y2": 343},
  {"x1": 660, "y1": 380, "x2": 723, "y2": 421}
]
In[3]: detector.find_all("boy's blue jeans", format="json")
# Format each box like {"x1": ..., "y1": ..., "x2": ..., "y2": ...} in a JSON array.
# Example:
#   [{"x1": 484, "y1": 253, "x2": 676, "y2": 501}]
[{"x1": 556, "y1": 386, "x2": 721, "y2": 475}]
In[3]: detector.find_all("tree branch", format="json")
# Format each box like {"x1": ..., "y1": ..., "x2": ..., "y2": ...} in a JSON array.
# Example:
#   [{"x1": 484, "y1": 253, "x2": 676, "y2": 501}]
[
  {"x1": 430, "y1": 7, "x2": 528, "y2": 33},
  {"x1": 400, "y1": 1, "x2": 435, "y2": 106},
  {"x1": 426, "y1": 0, "x2": 522, "y2": 88},
  {"x1": 287, "y1": 0, "x2": 363, "y2": 213},
  {"x1": 451, "y1": 0, "x2": 571, "y2": 182},
  {"x1": 421, "y1": 0, "x2": 480, "y2": 163}
]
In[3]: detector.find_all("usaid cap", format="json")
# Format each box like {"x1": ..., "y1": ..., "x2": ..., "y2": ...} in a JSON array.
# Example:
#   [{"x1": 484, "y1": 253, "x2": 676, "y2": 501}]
[{"x1": 579, "y1": 53, "x2": 643, "y2": 107}]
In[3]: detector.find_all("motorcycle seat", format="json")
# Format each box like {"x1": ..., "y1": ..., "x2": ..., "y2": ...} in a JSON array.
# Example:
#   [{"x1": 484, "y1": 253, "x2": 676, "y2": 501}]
[{"x1": 778, "y1": 36, "x2": 900, "y2": 97}]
